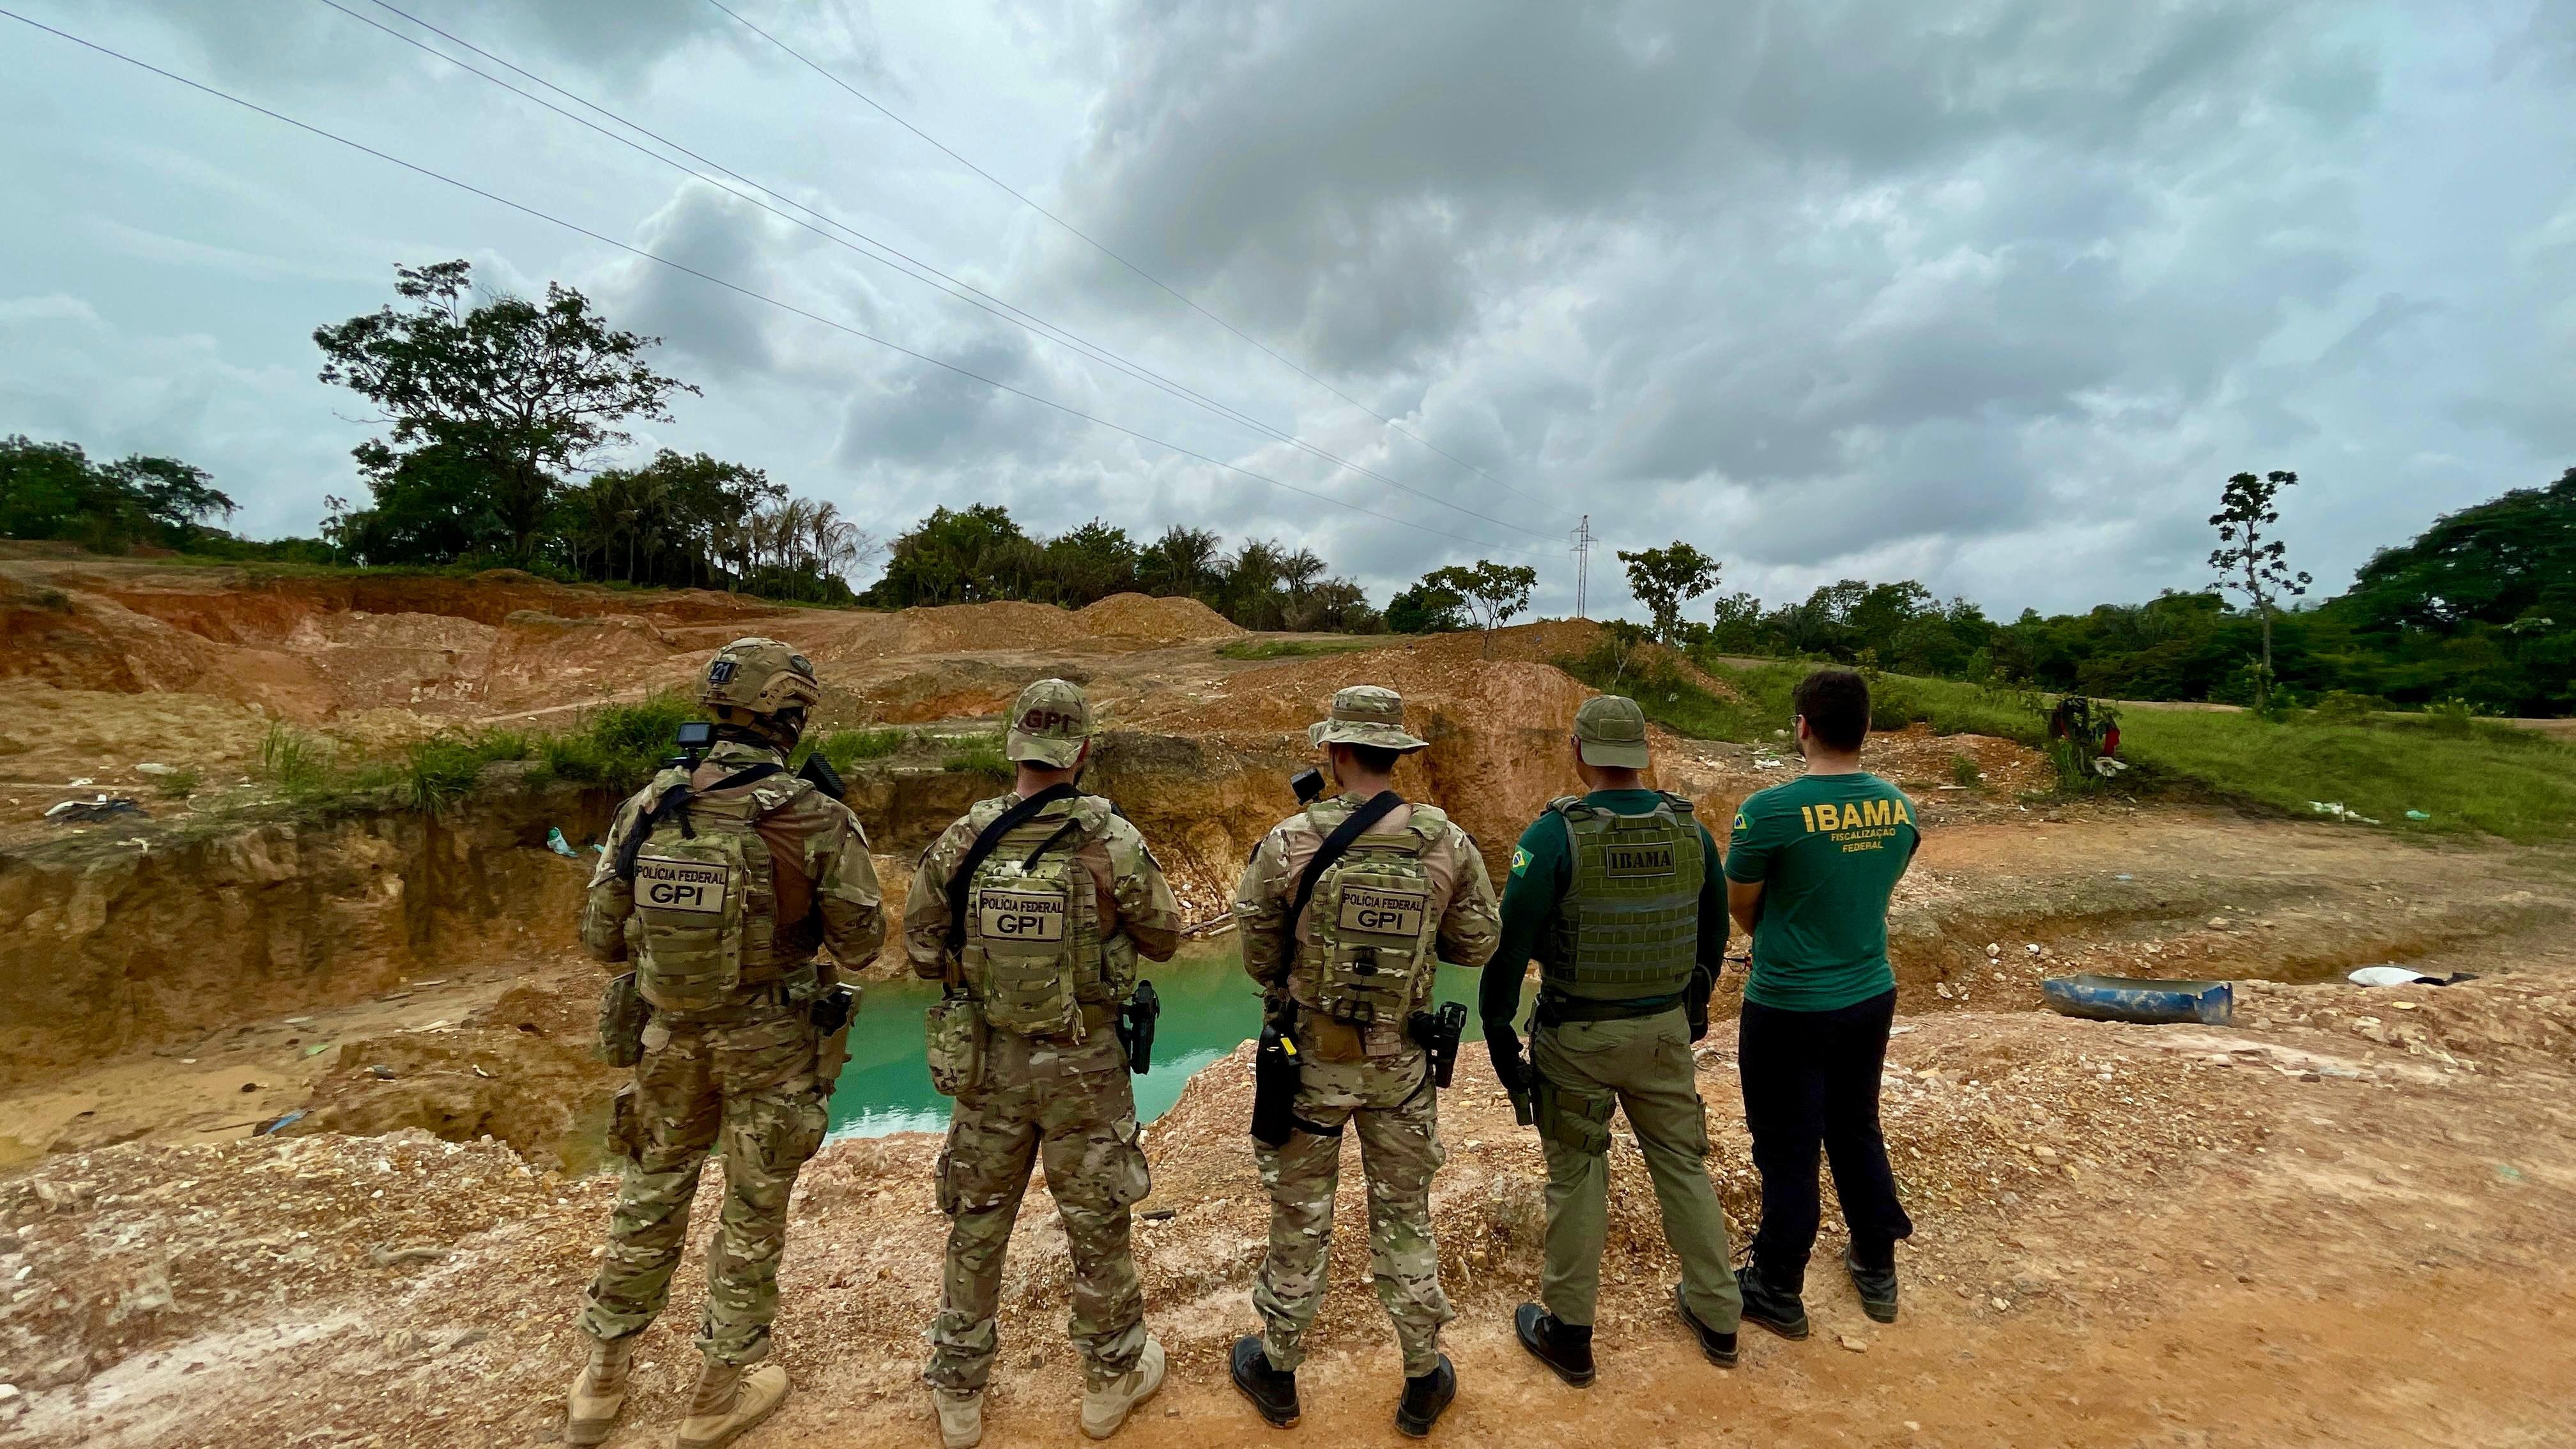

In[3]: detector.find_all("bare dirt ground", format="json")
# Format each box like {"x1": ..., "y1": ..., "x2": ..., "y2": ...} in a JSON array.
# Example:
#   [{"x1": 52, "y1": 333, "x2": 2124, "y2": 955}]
[{"x1": 3, "y1": 557, "x2": 2574, "y2": 1447}]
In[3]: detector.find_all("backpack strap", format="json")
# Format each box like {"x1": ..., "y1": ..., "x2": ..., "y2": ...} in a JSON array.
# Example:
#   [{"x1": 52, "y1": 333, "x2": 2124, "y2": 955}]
[
  {"x1": 615, "y1": 762, "x2": 784, "y2": 882},
  {"x1": 1287, "y1": 791, "x2": 1406, "y2": 939},
  {"x1": 943, "y1": 784, "x2": 1081, "y2": 956}
]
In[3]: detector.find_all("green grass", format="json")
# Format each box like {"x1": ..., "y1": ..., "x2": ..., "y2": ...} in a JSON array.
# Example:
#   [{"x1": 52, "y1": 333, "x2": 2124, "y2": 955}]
[
  {"x1": 404, "y1": 728, "x2": 532, "y2": 814},
  {"x1": 2117, "y1": 709, "x2": 2576, "y2": 843},
  {"x1": 1621, "y1": 643, "x2": 2576, "y2": 843},
  {"x1": 940, "y1": 734, "x2": 1013, "y2": 782},
  {"x1": 803, "y1": 726, "x2": 911, "y2": 775},
  {"x1": 530, "y1": 694, "x2": 699, "y2": 795},
  {"x1": 257, "y1": 723, "x2": 337, "y2": 799},
  {"x1": 1216, "y1": 635, "x2": 1395, "y2": 661}
]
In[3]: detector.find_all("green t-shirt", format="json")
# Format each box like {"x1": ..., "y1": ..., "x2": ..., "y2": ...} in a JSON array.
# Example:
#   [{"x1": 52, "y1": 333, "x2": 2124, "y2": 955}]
[{"x1": 1724, "y1": 771, "x2": 1919, "y2": 1013}]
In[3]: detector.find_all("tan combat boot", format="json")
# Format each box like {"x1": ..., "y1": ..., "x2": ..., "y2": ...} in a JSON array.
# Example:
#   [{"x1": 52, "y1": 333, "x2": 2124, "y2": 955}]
[
  {"x1": 675, "y1": 1359, "x2": 789, "y2": 1449},
  {"x1": 563, "y1": 1332, "x2": 633, "y2": 1446},
  {"x1": 1080, "y1": 1336, "x2": 1167, "y2": 1440},
  {"x1": 933, "y1": 1386, "x2": 985, "y2": 1449}
]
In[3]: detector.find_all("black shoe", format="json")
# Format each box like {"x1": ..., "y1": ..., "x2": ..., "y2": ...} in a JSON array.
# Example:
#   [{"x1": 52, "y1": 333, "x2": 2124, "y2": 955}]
[
  {"x1": 1230, "y1": 1336, "x2": 1300, "y2": 1429},
  {"x1": 1393, "y1": 1356, "x2": 1455, "y2": 1438},
  {"x1": 1845, "y1": 1251, "x2": 1899, "y2": 1324},
  {"x1": 1513, "y1": 1303, "x2": 1595, "y2": 1387},
  {"x1": 1735, "y1": 1264, "x2": 1810, "y2": 1340},
  {"x1": 1673, "y1": 1284, "x2": 1739, "y2": 1367}
]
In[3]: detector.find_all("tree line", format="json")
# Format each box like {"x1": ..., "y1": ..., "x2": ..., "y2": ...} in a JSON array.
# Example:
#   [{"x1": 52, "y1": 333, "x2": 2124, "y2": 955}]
[
  {"x1": 863, "y1": 503, "x2": 1384, "y2": 631},
  {"x1": 8, "y1": 257, "x2": 2570, "y2": 714},
  {"x1": 1587, "y1": 467, "x2": 2576, "y2": 717}
]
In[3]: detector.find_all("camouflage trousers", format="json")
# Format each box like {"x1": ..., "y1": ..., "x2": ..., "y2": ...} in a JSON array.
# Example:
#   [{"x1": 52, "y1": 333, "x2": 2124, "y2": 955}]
[
  {"x1": 926, "y1": 1026, "x2": 1151, "y2": 1392},
  {"x1": 1253, "y1": 1040, "x2": 1450, "y2": 1377},
  {"x1": 578, "y1": 1004, "x2": 829, "y2": 1365}
]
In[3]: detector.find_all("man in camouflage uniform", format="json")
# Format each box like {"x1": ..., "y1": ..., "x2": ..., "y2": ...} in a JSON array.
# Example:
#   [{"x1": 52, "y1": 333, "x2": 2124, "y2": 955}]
[
  {"x1": 908, "y1": 679, "x2": 1181, "y2": 1448},
  {"x1": 1230, "y1": 686, "x2": 1501, "y2": 1438},
  {"x1": 565, "y1": 638, "x2": 884, "y2": 1449}
]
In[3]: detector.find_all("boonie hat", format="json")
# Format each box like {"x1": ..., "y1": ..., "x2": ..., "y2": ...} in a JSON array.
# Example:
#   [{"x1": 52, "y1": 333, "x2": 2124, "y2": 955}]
[
  {"x1": 1006, "y1": 677, "x2": 1092, "y2": 767},
  {"x1": 1572, "y1": 694, "x2": 1652, "y2": 769},
  {"x1": 1308, "y1": 684, "x2": 1429, "y2": 753}
]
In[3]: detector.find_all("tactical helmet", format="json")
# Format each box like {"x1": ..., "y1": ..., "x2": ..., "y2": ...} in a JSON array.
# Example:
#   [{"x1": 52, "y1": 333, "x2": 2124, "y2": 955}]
[{"x1": 698, "y1": 638, "x2": 821, "y2": 739}]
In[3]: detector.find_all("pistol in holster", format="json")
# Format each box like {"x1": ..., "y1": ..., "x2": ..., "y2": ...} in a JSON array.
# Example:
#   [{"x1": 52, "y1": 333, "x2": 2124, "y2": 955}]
[
  {"x1": 1250, "y1": 1008, "x2": 1301, "y2": 1148},
  {"x1": 1117, "y1": 979, "x2": 1162, "y2": 1075},
  {"x1": 810, "y1": 982, "x2": 859, "y2": 1089},
  {"x1": 1406, "y1": 1000, "x2": 1468, "y2": 1089}
]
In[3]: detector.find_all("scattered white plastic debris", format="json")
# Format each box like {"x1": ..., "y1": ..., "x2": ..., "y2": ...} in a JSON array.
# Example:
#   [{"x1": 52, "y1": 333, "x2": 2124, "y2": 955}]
[
  {"x1": 2349, "y1": 965, "x2": 2441, "y2": 988},
  {"x1": 135, "y1": 762, "x2": 176, "y2": 776}
]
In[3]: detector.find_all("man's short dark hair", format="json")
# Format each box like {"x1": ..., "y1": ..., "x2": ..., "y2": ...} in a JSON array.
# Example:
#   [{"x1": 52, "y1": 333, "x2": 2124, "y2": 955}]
[
  {"x1": 1793, "y1": 669, "x2": 1870, "y2": 753},
  {"x1": 1333, "y1": 742, "x2": 1407, "y2": 775}
]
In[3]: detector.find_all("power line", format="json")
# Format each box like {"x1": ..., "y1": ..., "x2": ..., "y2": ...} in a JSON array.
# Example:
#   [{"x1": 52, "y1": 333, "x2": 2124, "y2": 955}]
[
  {"x1": 701, "y1": 0, "x2": 1578, "y2": 526},
  {"x1": 320, "y1": 0, "x2": 1560, "y2": 546},
  {"x1": 0, "y1": 7, "x2": 1558, "y2": 563}
]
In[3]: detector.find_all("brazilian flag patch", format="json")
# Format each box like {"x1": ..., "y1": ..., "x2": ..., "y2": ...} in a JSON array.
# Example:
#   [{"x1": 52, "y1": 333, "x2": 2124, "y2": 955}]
[
  {"x1": 1731, "y1": 811, "x2": 1750, "y2": 834},
  {"x1": 1509, "y1": 846, "x2": 1532, "y2": 877}
]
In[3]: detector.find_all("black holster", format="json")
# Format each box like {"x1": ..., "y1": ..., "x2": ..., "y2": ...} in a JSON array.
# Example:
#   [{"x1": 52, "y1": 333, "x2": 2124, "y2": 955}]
[
  {"x1": 1251, "y1": 1017, "x2": 1301, "y2": 1147},
  {"x1": 1118, "y1": 980, "x2": 1161, "y2": 1075},
  {"x1": 1407, "y1": 1000, "x2": 1468, "y2": 1089}
]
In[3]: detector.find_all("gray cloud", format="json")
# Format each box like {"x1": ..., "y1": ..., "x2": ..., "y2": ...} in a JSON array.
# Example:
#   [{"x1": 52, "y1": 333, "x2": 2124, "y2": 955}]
[{"x1": 5, "y1": 0, "x2": 2572, "y2": 629}]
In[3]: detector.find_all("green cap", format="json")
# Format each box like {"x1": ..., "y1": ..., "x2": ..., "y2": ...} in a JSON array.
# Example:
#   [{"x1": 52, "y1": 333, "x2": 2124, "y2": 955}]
[
  {"x1": 1005, "y1": 677, "x2": 1092, "y2": 768},
  {"x1": 1573, "y1": 694, "x2": 1651, "y2": 769},
  {"x1": 1308, "y1": 684, "x2": 1429, "y2": 753}
]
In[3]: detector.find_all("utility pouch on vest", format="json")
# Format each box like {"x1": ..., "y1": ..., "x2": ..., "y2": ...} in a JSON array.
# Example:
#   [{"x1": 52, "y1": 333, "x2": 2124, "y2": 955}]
[
  {"x1": 924, "y1": 990, "x2": 985, "y2": 1097},
  {"x1": 595, "y1": 972, "x2": 649, "y2": 1068},
  {"x1": 969, "y1": 850, "x2": 1085, "y2": 1036},
  {"x1": 1251, "y1": 1021, "x2": 1301, "y2": 1148},
  {"x1": 1291, "y1": 793, "x2": 1440, "y2": 1026}
]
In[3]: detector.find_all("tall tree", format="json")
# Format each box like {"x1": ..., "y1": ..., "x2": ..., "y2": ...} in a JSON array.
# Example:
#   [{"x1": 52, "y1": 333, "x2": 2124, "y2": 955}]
[
  {"x1": 2209, "y1": 470, "x2": 2313, "y2": 712},
  {"x1": 1616, "y1": 541, "x2": 1722, "y2": 644},
  {"x1": 314, "y1": 260, "x2": 694, "y2": 561},
  {"x1": 1138, "y1": 525, "x2": 1222, "y2": 597},
  {"x1": 1423, "y1": 560, "x2": 1537, "y2": 657}
]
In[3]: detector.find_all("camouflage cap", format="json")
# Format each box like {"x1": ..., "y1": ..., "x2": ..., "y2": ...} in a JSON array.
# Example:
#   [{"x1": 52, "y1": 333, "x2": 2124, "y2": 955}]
[
  {"x1": 1006, "y1": 677, "x2": 1092, "y2": 768},
  {"x1": 1308, "y1": 684, "x2": 1429, "y2": 753},
  {"x1": 1573, "y1": 694, "x2": 1651, "y2": 769},
  {"x1": 698, "y1": 637, "x2": 822, "y2": 716}
]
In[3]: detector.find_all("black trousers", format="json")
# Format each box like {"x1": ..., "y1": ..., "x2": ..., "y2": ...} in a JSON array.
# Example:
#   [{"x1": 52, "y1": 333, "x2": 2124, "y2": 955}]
[{"x1": 1737, "y1": 987, "x2": 1913, "y2": 1289}]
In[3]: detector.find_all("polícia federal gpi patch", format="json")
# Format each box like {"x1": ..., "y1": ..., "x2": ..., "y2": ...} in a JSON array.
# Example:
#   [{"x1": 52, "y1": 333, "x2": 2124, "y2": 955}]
[
  {"x1": 634, "y1": 855, "x2": 732, "y2": 915},
  {"x1": 976, "y1": 885, "x2": 1069, "y2": 942},
  {"x1": 1337, "y1": 884, "x2": 1428, "y2": 938}
]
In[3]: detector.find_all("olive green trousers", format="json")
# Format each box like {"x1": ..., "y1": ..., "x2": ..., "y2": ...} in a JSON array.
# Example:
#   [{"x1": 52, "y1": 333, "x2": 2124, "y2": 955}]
[{"x1": 1529, "y1": 1008, "x2": 1741, "y2": 1331}]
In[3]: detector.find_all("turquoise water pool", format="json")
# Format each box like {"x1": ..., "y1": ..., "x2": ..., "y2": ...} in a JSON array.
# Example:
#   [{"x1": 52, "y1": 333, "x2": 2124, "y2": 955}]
[{"x1": 825, "y1": 942, "x2": 1492, "y2": 1137}]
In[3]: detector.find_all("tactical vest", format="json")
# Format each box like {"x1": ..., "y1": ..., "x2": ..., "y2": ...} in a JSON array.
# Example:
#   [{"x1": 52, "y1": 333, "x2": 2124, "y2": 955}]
[
  {"x1": 1294, "y1": 803, "x2": 1450, "y2": 1025},
  {"x1": 1539, "y1": 793, "x2": 1705, "y2": 1001},
  {"x1": 627, "y1": 766, "x2": 815, "y2": 1014},
  {"x1": 962, "y1": 798, "x2": 1127, "y2": 1037}
]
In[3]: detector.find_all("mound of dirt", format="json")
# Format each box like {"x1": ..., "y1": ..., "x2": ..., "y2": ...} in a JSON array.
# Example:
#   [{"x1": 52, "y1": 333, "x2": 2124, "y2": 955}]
[
  {"x1": 896, "y1": 601, "x2": 1096, "y2": 655},
  {"x1": 1077, "y1": 592, "x2": 1243, "y2": 644},
  {"x1": 286, "y1": 978, "x2": 620, "y2": 1173}
]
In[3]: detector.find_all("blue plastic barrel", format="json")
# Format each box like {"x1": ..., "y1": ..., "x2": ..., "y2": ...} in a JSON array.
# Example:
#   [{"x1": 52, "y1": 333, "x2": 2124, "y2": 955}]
[{"x1": 2040, "y1": 974, "x2": 2234, "y2": 1027}]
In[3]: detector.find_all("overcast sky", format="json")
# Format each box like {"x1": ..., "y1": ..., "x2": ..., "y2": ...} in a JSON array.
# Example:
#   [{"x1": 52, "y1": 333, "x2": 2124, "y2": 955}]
[{"x1": 4, "y1": 1, "x2": 2572, "y2": 622}]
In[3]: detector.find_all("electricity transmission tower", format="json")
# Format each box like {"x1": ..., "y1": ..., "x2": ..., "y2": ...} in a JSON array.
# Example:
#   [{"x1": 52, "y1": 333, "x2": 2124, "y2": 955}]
[{"x1": 1570, "y1": 515, "x2": 1595, "y2": 618}]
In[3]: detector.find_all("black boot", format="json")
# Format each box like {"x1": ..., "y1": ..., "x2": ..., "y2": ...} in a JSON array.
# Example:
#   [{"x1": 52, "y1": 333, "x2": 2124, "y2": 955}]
[
  {"x1": 1673, "y1": 1284, "x2": 1739, "y2": 1367},
  {"x1": 1513, "y1": 1304, "x2": 1595, "y2": 1387},
  {"x1": 1845, "y1": 1250, "x2": 1899, "y2": 1324},
  {"x1": 1230, "y1": 1337, "x2": 1300, "y2": 1429},
  {"x1": 1393, "y1": 1356, "x2": 1455, "y2": 1439},
  {"x1": 1735, "y1": 1263, "x2": 1810, "y2": 1340}
]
